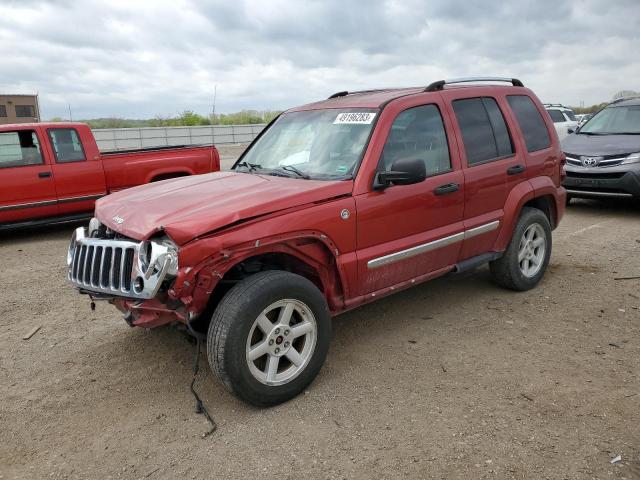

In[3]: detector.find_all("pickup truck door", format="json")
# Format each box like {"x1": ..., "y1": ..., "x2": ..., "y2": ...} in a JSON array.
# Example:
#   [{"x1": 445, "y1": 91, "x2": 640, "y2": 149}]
[
  {"x1": 354, "y1": 99, "x2": 465, "y2": 295},
  {"x1": 442, "y1": 93, "x2": 524, "y2": 260},
  {"x1": 46, "y1": 126, "x2": 107, "y2": 215},
  {"x1": 0, "y1": 127, "x2": 58, "y2": 225}
]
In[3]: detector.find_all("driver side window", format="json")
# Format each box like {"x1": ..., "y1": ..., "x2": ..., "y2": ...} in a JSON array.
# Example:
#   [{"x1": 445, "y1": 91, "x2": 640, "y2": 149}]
[{"x1": 379, "y1": 104, "x2": 451, "y2": 176}]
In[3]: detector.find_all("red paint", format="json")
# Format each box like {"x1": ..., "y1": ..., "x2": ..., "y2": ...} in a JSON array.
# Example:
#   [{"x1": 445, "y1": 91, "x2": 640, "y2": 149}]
[
  {"x1": 88, "y1": 84, "x2": 565, "y2": 327},
  {"x1": 0, "y1": 122, "x2": 219, "y2": 227}
]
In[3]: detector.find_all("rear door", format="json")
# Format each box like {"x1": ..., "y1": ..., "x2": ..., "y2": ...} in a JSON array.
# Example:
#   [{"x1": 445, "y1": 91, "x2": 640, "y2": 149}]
[
  {"x1": 0, "y1": 127, "x2": 58, "y2": 225},
  {"x1": 355, "y1": 98, "x2": 465, "y2": 294},
  {"x1": 442, "y1": 93, "x2": 524, "y2": 260},
  {"x1": 46, "y1": 126, "x2": 107, "y2": 215}
]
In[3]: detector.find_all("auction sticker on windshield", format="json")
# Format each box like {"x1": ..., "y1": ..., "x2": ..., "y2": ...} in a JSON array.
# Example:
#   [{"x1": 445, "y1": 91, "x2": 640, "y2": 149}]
[{"x1": 334, "y1": 112, "x2": 376, "y2": 124}]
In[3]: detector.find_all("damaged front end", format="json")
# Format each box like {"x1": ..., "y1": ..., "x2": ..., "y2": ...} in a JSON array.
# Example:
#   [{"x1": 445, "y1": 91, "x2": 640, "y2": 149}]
[{"x1": 67, "y1": 220, "x2": 184, "y2": 328}]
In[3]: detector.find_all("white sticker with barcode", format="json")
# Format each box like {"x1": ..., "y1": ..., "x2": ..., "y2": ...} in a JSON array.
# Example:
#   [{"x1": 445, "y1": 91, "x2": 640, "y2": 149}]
[{"x1": 333, "y1": 112, "x2": 376, "y2": 124}]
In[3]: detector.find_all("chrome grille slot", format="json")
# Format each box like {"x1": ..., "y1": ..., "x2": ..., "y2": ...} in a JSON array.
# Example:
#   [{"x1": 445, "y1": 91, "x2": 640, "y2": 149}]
[{"x1": 67, "y1": 227, "x2": 177, "y2": 300}]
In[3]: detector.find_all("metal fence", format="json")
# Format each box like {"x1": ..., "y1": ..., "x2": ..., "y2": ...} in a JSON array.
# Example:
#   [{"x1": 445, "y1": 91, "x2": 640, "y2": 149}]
[{"x1": 92, "y1": 124, "x2": 266, "y2": 151}]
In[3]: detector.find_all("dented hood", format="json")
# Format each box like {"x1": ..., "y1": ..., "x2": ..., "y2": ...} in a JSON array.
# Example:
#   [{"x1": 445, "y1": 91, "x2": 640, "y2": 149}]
[{"x1": 96, "y1": 171, "x2": 352, "y2": 244}]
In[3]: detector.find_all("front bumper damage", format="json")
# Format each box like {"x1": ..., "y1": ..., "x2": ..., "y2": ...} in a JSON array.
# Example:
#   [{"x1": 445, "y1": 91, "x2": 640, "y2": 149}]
[{"x1": 67, "y1": 226, "x2": 188, "y2": 328}]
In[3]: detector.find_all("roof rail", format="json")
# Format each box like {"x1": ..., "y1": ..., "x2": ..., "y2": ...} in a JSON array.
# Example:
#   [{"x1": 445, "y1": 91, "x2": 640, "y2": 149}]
[
  {"x1": 543, "y1": 103, "x2": 566, "y2": 108},
  {"x1": 328, "y1": 91, "x2": 349, "y2": 99},
  {"x1": 327, "y1": 88, "x2": 394, "y2": 99},
  {"x1": 424, "y1": 77, "x2": 524, "y2": 92}
]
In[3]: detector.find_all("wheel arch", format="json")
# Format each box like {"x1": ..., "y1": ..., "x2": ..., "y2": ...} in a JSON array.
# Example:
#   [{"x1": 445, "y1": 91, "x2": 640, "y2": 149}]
[{"x1": 180, "y1": 233, "x2": 349, "y2": 330}]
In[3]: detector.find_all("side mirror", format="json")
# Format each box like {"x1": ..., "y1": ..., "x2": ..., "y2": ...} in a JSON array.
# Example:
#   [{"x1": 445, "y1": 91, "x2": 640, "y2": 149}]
[
  {"x1": 374, "y1": 157, "x2": 426, "y2": 190},
  {"x1": 567, "y1": 127, "x2": 575, "y2": 134}
]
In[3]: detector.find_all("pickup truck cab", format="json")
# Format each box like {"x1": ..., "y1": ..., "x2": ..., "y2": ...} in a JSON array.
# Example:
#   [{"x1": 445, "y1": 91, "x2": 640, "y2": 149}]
[
  {"x1": 0, "y1": 122, "x2": 219, "y2": 230},
  {"x1": 66, "y1": 78, "x2": 566, "y2": 406}
]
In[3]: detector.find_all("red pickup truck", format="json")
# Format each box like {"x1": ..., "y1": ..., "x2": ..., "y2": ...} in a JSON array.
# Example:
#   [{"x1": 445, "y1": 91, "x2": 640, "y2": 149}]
[
  {"x1": 0, "y1": 122, "x2": 220, "y2": 230},
  {"x1": 67, "y1": 78, "x2": 566, "y2": 406}
]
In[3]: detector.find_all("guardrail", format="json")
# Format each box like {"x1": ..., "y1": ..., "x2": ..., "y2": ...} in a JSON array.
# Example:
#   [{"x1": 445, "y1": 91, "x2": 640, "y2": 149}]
[{"x1": 92, "y1": 124, "x2": 266, "y2": 151}]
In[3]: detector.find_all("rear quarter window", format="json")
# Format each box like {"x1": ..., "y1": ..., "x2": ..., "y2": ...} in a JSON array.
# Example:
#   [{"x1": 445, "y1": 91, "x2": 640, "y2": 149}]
[{"x1": 508, "y1": 96, "x2": 551, "y2": 152}]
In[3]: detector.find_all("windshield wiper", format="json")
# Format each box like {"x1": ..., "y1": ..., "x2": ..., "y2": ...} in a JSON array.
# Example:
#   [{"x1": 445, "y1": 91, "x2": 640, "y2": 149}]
[
  {"x1": 235, "y1": 161, "x2": 261, "y2": 172},
  {"x1": 278, "y1": 165, "x2": 311, "y2": 179}
]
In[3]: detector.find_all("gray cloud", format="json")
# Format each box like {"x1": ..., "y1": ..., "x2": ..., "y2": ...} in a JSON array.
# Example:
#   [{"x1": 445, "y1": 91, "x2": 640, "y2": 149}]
[{"x1": 0, "y1": 0, "x2": 638, "y2": 119}]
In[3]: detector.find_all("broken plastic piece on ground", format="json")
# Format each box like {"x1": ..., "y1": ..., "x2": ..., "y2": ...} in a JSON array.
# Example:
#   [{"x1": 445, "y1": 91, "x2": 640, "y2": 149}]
[{"x1": 611, "y1": 455, "x2": 622, "y2": 464}]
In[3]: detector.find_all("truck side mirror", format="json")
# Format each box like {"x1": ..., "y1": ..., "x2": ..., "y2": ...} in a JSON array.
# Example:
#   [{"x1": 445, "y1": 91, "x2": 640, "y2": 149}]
[{"x1": 374, "y1": 157, "x2": 427, "y2": 190}]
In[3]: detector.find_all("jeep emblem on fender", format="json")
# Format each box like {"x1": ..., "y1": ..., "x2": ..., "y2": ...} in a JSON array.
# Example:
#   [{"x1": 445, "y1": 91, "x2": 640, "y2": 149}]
[
  {"x1": 580, "y1": 156, "x2": 601, "y2": 167},
  {"x1": 340, "y1": 209, "x2": 350, "y2": 220},
  {"x1": 112, "y1": 215, "x2": 124, "y2": 224}
]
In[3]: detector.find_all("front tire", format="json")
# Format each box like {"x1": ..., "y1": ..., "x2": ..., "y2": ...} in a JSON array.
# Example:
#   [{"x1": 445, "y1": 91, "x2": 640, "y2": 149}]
[
  {"x1": 207, "y1": 271, "x2": 331, "y2": 407},
  {"x1": 490, "y1": 207, "x2": 552, "y2": 291}
]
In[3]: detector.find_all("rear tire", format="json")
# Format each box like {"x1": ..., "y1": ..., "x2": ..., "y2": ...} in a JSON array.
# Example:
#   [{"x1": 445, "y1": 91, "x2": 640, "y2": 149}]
[
  {"x1": 490, "y1": 207, "x2": 552, "y2": 291},
  {"x1": 207, "y1": 271, "x2": 331, "y2": 407}
]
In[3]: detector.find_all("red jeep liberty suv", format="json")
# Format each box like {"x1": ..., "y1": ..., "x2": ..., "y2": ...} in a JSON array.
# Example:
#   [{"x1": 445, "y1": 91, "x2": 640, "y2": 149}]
[{"x1": 67, "y1": 77, "x2": 566, "y2": 406}]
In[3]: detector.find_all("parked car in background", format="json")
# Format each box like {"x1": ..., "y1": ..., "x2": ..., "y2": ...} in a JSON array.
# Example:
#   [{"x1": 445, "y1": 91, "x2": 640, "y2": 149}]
[
  {"x1": 0, "y1": 122, "x2": 220, "y2": 230},
  {"x1": 66, "y1": 77, "x2": 566, "y2": 407},
  {"x1": 576, "y1": 113, "x2": 593, "y2": 126},
  {"x1": 544, "y1": 104, "x2": 579, "y2": 140},
  {"x1": 562, "y1": 97, "x2": 640, "y2": 201}
]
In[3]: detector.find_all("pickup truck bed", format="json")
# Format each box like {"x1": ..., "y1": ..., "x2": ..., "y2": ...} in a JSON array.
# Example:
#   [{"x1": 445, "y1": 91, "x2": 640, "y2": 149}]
[{"x1": 0, "y1": 122, "x2": 220, "y2": 230}]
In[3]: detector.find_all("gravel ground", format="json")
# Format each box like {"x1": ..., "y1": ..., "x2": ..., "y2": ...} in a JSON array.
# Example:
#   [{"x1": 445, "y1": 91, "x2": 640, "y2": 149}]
[{"x1": 1, "y1": 171, "x2": 639, "y2": 478}]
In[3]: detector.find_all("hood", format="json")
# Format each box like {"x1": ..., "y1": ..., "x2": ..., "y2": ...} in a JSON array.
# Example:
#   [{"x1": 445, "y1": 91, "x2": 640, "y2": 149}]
[
  {"x1": 562, "y1": 133, "x2": 640, "y2": 157},
  {"x1": 96, "y1": 171, "x2": 352, "y2": 244}
]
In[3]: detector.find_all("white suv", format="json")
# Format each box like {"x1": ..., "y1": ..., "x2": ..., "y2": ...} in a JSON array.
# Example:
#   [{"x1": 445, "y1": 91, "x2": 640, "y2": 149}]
[{"x1": 544, "y1": 104, "x2": 579, "y2": 141}]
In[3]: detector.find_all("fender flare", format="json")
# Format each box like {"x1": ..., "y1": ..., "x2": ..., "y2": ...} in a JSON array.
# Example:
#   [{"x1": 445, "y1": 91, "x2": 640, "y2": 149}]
[
  {"x1": 493, "y1": 180, "x2": 535, "y2": 251},
  {"x1": 170, "y1": 230, "x2": 351, "y2": 316}
]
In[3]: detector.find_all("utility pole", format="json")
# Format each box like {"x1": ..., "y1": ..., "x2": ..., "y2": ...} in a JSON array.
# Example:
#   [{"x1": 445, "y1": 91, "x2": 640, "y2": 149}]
[
  {"x1": 211, "y1": 84, "x2": 217, "y2": 124},
  {"x1": 68, "y1": 103, "x2": 73, "y2": 122}
]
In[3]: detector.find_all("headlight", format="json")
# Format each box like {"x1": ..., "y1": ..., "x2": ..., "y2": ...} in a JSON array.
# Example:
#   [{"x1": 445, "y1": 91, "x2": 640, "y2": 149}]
[
  {"x1": 137, "y1": 238, "x2": 179, "y2": 280},
  {"x1": 621, "y1": 152, "x2": 640, "y2": 165},
  {"x1": 67, "y1": 227, "x2": 85, "y2": 266}
]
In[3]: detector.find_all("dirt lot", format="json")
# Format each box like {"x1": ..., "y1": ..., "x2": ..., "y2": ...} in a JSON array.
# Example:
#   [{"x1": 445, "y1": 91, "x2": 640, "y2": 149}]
[{"x1": 1, "y1": 186, "x2": 639, "y2": 478}]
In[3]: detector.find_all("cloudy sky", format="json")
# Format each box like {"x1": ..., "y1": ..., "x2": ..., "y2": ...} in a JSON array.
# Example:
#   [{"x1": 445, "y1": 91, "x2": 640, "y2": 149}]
[{"x1": 0, "y1": 0, "x2": 638, "y2": 119}]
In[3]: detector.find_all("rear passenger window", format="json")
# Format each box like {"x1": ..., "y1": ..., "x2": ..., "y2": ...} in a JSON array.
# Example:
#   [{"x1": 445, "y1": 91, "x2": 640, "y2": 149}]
[
  {"x1": 379, "y1": 104, "x2": 451, "y2": 177},
  {"x1": 546, "y1": 109, "x2": 565, "y2": 123},
  {"x1": 507, "y1": 96, "x2": 551, "y2": 152},
  {"x1": 48, "y1": 128, "x2": 86, "y2": 163},
  {"x1": 0, "y1": 130, "x2": 43, "y2": 168},
  {"x1": 452, "y1": 97, "x2": 514, "y2": 166}
]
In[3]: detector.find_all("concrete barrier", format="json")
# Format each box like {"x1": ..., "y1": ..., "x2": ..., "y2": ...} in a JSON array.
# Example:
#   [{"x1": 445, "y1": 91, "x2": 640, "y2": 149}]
[{"x1": 92, "y1": 124, "x2": 266, "y2": 151}]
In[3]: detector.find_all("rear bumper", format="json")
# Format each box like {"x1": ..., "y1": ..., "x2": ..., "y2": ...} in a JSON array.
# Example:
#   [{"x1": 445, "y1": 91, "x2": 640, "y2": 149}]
[{"x1": 563, "y1": 169, "x2": 640, "y2": 199}]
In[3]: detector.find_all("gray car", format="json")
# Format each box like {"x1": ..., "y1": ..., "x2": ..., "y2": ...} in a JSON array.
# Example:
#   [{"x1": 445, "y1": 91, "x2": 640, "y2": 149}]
[{"x1": 562, "y1": 97, "x2": 640, "y2": 201}]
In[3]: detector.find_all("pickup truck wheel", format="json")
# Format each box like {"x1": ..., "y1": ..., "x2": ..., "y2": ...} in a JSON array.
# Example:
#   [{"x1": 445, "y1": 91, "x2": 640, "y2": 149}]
[
  {"x1": 207, "y1": 271, "x2": 331, "y2": 407},
  {"x1": 489, "y1": 207, "x2": 552, "y2": 291}
]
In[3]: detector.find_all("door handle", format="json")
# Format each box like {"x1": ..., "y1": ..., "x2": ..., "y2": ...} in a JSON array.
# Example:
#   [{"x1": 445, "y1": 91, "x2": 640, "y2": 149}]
[
  {"x1": 38, "y1": 171, "x2": 52, "y2": 178},
  {"x1": 507, "y1": 164, "x2": 525, "y2": 175},
  {"x1": 434, "y1": 183, "x2": 460, "y2": 195}
]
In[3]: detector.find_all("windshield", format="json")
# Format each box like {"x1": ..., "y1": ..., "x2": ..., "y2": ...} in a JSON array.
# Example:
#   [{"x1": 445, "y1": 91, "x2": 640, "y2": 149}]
[
  {"x1": 580, "y1": 105, "x2": 640, "y2": 134},
  {"x1": 234, "y1": 108, "x2": 378, "y2": 179}
]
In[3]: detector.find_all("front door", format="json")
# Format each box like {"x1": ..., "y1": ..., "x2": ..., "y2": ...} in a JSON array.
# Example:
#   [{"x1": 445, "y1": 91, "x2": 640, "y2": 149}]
[
  {"x1": 355, "y1": 101, "x2": 465, "y2": 295},
  {"x1": 0, "y1": 128, "x2": 58, "y2": 225},
  {"x1": 46, "y1": 127, "x2": 107, "y2": 215}
]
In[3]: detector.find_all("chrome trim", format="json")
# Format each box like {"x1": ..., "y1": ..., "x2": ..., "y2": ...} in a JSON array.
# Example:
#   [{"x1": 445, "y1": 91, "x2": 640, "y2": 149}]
[
  {"x1": 57, "y1": 194, "x2": 103, "y2": 204},
  {"x1": 565, "y1": 189, "x2": 633, "y2": 198},
  {"x1": 66, "y1": 227, "x2": 177, "y2": 299},
  {"x1": 0, "y1": 194, "x2": 103, "y2": 212},
  {"x1": 565, "y1": 155, "x2": 626, "y2": 168},
  {"x1": 367, "y1": 220, "x2": 500, "y2": 269},
  {"x1": 464, "y1": 220, "x2": 500, "y2": 240},
  {"x1": 0, "y1": 199, "x2": 57, "y2": 212}
]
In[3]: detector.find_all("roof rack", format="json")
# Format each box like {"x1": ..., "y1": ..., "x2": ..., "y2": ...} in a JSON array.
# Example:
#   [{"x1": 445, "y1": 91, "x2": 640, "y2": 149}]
[
  {"x1": 424, "y1": 77, "x2": 524, "y2": 92},
  {"x1": 327, "y1": 88, "x2": 396, "y2": 100},
  {"x1": 543, "y1": 103, "x2": 566, "y2": 108}
]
